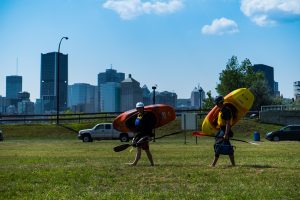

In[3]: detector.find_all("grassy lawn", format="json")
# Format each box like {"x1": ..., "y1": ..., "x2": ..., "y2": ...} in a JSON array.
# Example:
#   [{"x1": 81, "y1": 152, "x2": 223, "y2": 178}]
[{"x1": 0, "y1": 120, "x2": 299, "y2": 199}]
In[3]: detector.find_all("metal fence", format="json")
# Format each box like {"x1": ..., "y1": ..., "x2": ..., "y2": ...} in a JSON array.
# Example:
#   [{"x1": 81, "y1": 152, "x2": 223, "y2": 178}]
[
  {"x1": 261, "y1": 105, "x2": 300, "y2": 112},
  {"x1": 0, "y1": 112, "x2": 119, "y2": 124},
  {"x1": 0, "y1": 109, "x2": 209, "y2": 124},
  {"x1": 0, "y1": 109, "x2": 259, "y2": 125}
]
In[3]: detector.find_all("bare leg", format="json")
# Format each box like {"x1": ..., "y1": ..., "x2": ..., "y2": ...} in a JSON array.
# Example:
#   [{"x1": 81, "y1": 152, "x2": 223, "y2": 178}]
[
  {"x1": 129, "y1": 147, "x2": 142, "y2": 166},
  {"x1": 229, "y1": 155, "x2": 235, "y2": 166},
  {"x1": 145, "y1": 149, "x2": 154, "y2": 166},
  {"x1": 211, "y1": 156, "x2": 219, "y2": 167}
]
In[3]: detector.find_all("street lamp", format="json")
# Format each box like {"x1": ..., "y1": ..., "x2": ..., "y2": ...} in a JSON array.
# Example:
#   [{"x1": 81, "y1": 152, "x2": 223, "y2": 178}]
[
  {"x1": 56, "y1": 36, "x2": 68, "y2": 125},
  {"x1": 152, "y1": 84, "x2": 157, "y2": 142},
  {"x1": 196, "y1": 87, "x2": 203, "y2": 145},
  {"x1": 152, "y1": 84, "x2": 157, "y2": 105},
  {"x1": 199, "y1": 87, "x2": 203, "y2": 110}
]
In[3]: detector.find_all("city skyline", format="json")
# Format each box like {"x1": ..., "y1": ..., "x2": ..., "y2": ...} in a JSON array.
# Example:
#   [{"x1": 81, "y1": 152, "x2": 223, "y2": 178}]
[{"x1": 1, "y1": 0, "x2": 300, "y2": 101}]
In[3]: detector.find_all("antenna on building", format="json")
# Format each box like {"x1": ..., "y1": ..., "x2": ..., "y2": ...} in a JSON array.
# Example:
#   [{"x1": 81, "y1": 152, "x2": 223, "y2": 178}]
[{"x1": 110, "y1": 64, "x2": 113, "y2": 69}]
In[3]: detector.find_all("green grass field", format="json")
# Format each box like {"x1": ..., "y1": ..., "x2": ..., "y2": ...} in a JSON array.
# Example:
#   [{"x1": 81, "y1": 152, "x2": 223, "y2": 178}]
[{"x1": 0, "y1": 120, "x2": 299, "y2": 199}]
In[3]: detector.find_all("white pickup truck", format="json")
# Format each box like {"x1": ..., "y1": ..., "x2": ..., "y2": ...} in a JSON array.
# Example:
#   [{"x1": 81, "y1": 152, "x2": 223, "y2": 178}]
[{"x1": 78, "y1": 123, "x2": 134, "y2": 142}]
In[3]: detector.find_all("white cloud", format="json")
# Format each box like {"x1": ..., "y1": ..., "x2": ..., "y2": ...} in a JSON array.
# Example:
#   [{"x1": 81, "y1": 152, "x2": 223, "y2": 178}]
[
  {"x1": 201, "y1": 18, "x2": 239, "y2": 35},
  {"x1": 103, "y1": 0, "x2": 183, "y2": 20},
  {"x1": 241, "y1": 0, "x2": 300, "y2": 26}
]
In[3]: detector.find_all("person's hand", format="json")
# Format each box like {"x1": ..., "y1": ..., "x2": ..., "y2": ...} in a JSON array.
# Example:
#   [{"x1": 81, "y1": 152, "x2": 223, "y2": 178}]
[{"x1": 223, "y1": 135, "x2": 229, "y2": 140}]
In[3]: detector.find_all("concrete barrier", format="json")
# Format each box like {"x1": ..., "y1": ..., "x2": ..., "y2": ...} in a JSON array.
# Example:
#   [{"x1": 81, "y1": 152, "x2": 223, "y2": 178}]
[{"x1": 259, "y1": 110, "x2": 300, "y2": 125}]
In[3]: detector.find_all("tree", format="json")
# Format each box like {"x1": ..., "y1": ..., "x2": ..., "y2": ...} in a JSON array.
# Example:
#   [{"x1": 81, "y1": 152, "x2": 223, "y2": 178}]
[
  {"x1": 250, "y1": 79, "x2": 273, "y2": 110},
  {"x1": 240, "y1": 58, "x2": 257, "y2": 86},
  {"x1": 202, "y1": 91, "x2": 215, "y2": 110},
  {"x1": 216, "y1": 55, "x2": 275, "y2": 110},
  {"x1": 216, "y1": 56, "x2": 243, "y2": 96}
]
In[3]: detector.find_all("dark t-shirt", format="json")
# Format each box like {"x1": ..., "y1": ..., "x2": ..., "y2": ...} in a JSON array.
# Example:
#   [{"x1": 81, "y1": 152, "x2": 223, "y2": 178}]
[
  {"x1": 218, "y1": 105, "x2": 234, "y2": 137},
  {"x1": 220, "y1": 106, "x2": 232, "y2": 121},
  {"x1": 126, "y1": 111, "x2": 157, "y2": 137}
]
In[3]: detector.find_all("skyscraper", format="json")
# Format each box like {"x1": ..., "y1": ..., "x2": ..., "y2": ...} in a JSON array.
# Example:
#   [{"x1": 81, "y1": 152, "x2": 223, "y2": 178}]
[
  {"x1": 0, "y1": 96, "x2": 9, "y2": 114},
  {"x1": 97, "y1": 68, "x2": 125, "y2": 111},
  {"x1": 98, "y1": 68, "x2": 125, "y2": 84},
  {"x1": 253, "y1": 64, "x2": 275, "y2": 96},
  {"x1": 294, "y1": 81, "x2": 300, "y2": 100},
  {"x1": 6, "y1": 75, "x2": 22, "y2": 99},
  {"x1": 274, "y1": 81, "x2": 280, "y2": 97},
  {"x1": 100, "y1": 82, "x2": 120, "y2": 112},
  {"x1": 17, "y1": 91, "x2": 34, "y2": 114},
  {"x1": 40, "y1": 52, "x2": 68, "y2": 113},
  {"x1": 68, "y1": 83, "x2": 98, "y2": 113}
]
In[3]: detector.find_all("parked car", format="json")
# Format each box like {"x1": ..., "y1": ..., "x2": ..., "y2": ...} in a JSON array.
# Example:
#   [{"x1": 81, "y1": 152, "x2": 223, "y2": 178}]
[
  {"x1": 0, "y1": 130, "x2": 3, "y2": 141},
  {"x1": 265, "y1": 125, "x2": 300, "y2": 141},
  {"x1": 78, "y1": 123, "x2": 134, "y2": 142}
]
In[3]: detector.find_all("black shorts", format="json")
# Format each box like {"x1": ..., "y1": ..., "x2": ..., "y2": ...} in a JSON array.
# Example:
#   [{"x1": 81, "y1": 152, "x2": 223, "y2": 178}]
[
  {"x1": 214, "y1": 140, "x2": 234, "y2": 157},
  {"x1": 214, "y1": 129, "x2": 234, "y2": 157},
  {"x1": 132, "y1": 134, "x2": 151, "y2": 150}
]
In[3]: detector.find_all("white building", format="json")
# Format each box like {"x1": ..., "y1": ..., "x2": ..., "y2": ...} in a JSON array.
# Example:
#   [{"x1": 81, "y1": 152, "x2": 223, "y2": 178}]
[
  {"x1": 190, "y1": 87, "x2": 205, "y2": 109},
  {"x1": 121, "y1": 74, "x2": 142, "y2": 112}
]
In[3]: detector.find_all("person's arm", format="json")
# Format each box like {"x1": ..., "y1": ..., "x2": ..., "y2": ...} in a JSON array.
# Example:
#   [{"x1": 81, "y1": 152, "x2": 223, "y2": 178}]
[
  {"x1": 222, "y1": 106, "x2": 232, "y2": 140},
  {"x1": 224, "y1": 121, "x2": 231, "y2": 140}
]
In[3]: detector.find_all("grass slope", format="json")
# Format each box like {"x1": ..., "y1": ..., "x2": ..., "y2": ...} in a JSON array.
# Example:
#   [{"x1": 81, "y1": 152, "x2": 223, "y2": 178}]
[{"x1": 0, "y1": 118, "x2": 282, "y2": 140}]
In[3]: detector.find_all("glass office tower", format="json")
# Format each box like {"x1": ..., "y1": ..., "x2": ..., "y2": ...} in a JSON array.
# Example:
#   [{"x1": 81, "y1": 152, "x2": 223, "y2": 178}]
[
  {"x1": 6, "y1": 75, "x2": 22, "y2": 99},
  {"x1": 40, "y1": 52, "x2": 68, "y2": 113}
]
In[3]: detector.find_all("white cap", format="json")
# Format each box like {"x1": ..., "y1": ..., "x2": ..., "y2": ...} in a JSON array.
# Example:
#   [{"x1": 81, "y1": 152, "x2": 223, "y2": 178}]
[{"x1": 136, "y1": 102, "x2": 144, "y2": 108}]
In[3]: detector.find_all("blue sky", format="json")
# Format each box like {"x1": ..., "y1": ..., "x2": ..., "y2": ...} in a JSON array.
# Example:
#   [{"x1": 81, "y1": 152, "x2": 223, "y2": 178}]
[{"x1": 1, "y1": 0, "x2": 300, "y2": 101}]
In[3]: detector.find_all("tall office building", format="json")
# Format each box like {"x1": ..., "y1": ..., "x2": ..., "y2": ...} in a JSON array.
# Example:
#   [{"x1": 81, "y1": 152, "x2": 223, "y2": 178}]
[
  {"x1": 274, "y1": 81, "x2": 280, "y2": 97},
  {"x1": 6, "y1": 75, "x2": 22, "y2": 99},
  {"x1": 120, "y1": 74, "x2": 142, "y2": 111},
  {"x1": 40, "y1": 52, "x2": 68, "y2": 113},
  {"x1": 68, "y1": 83, "x2": 98, "y2": 113},
  {"x1": 97, "y1": 68, "x2": 125, "y2": 111},
  {"x1": 253, "y1": 64, "x2": 275, "y2": 96},
  {"x1": 294, "y1": 81, "x2": 300, "y2": 100},
  {"x1": 17, "y1": 91, "x2": 34, "y2": 114},
  {"x1": 34, "y1": 99, "x2": 43, "y2": 114},
  {"x1": 98, "y1": 68, "x2": 125, "y2": 84},
  {"x1": 0, "y1": 96, "x2": 9, "y2": 114},
  {"x1": 100, "y1": 82, "x2": 120, "y2": 112}
]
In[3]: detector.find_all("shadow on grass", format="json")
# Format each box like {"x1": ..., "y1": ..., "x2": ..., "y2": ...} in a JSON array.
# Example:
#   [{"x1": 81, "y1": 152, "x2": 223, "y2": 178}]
[
  {"x1": 241, "y1": 164, "x2": 274, "y2": 169},
  {"x1": 123, "y1": 163, "x2": 276, "y2": 169},
  {"x1": 59, "y1": 124, "x2": 78, "y2": 133}
]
